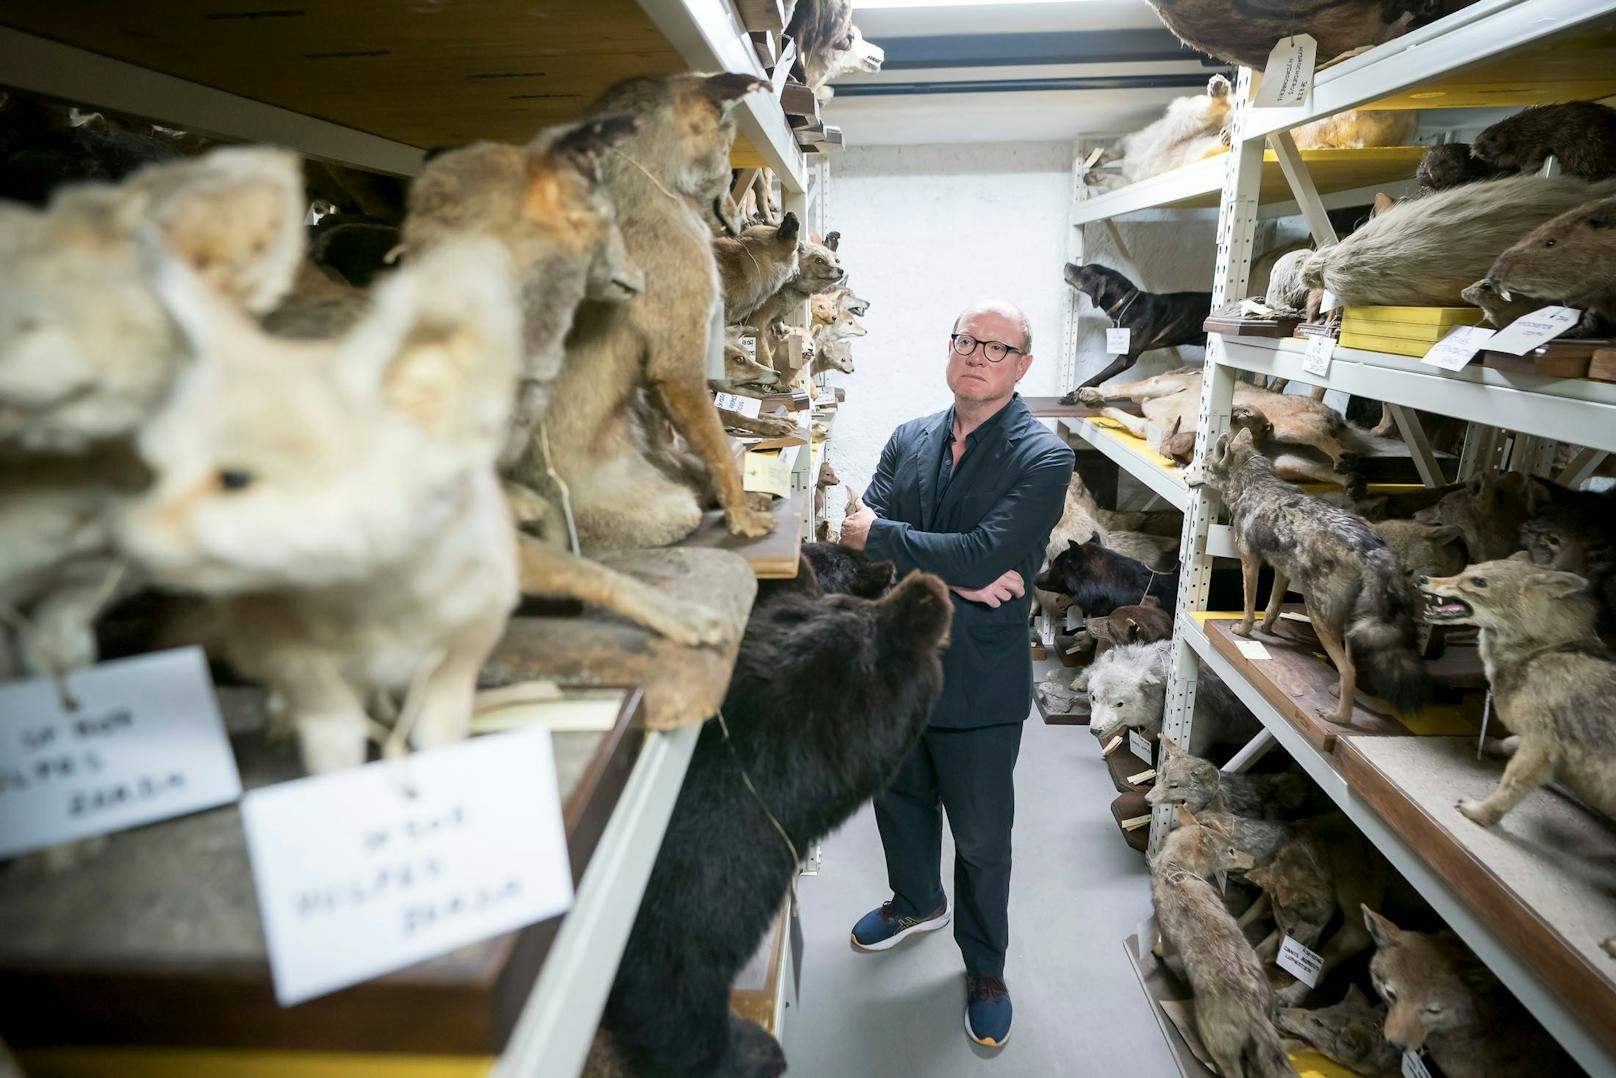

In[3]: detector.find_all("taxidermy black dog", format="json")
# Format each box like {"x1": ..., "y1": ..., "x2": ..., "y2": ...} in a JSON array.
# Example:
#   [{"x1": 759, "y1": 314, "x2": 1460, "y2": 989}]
[
  {"x1": 1035, "y1": 533, "x2": 1178, "y2": 618},
  {"x1": 1061, "y1": 262, "x2": 1210, "y2": 393},
  {"x1": 798, "y1": 540, "x2": 897, "y2": 599},
  {"x1": 599, "y1": 559, "x2": 951, "y2": 1077}
]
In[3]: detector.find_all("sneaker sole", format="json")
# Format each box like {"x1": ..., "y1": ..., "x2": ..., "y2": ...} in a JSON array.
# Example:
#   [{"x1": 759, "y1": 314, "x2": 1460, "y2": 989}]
[
  {"x1": 964, "y1": 1005, "x2": 1011, "y2": 1048},
  {"x1": 849, "y1": 910, "x2": 951, "y2": 952}
]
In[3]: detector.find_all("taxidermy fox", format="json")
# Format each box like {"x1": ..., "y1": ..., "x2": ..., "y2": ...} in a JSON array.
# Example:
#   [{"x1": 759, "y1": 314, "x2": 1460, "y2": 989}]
[
  {"x1": 1412, "y1": 469, "x2": 1546, "y2": 563},
  {"x1": 1147, "y1": 736, "x2": 1312, "y2": 818},
  {"x1": 1150, "y1": 806, "x2": 1299, "y2": 1078},
  {"x1": 1421, "y1": 556, "x2": 1616, "y2": 829},
  {"x1": 1188, "y1": 427, "x2": 1430, "y2": 725},
  {"x1": 1277, "y1": 985, "x2": 1400, "y2": 1078},
  {"x1": 545, "y1": 72, "x2": 777, "y2": 549},
  {"x1": 400, "y1": 118, "x2": 728, "y2": 650},
  {"x1": 750, "y1": 232, "x2": 846, "y2": 329},
  {"x1": 810, "y1": 304, "x2": 864, "y2": 374},
  {"x1": 119, "y1": 238, "x2": 522, "y2": 775},
  {"x1": 1363, "y1": 906, "x2": 1573, "y2": 1078},
  {"x1": 713, "y1": 211, "x2": 800, "y2": 322}
]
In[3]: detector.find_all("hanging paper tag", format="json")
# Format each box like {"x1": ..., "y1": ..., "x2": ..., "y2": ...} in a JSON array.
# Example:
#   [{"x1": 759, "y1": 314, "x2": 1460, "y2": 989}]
[
  {"x1": 740, "y1": 334, "x2": 758, "y2": 360},
  {"x1": 0, "y1": 647, "x2": 241, "y2": 860},
  {"x1": 1235, "y1": 640, "x2": 1271, "y2": 660},
  {"x1": 1319, "y1": 288, "x2": 1339, "y2": 313},
  {"x1": 241, "y1": 728, "x2": 574, "y2": 1006},
  {"x1": 1253, "y1": 34, "x2": 1317, "y2": 108},
  {"x1": 1276, "y1": 934, "x2": 1324, "y2": 987},
  {"x1": 1402, "y1": 1050, "x2": 1435, "y2": 1078},
  {"x1": 714, "y1": 390, "x2": 764, "y2": 418},
  {"x1": 1106, "y1": 327, "x2": 1132, "y2": 354},
  {"x1": 1084, "y1": 145, "x2": 1105, "y2": 170},
  {"x1": 1421, "y1": 325, "x2": 1496, "y2": 371},
  {"x1": 1302, "y1": 335, "x2": 1336, "y2": 377},
  {"x1": 1129, "y1": 729, "x2": 1153, "y2": 764},
  {"x1": 1486, "y1": 306, "x2": 1582, "y2": 356},
  {"x1": 1064, "y1": 606, "x2": 1082, "y2": 632}
]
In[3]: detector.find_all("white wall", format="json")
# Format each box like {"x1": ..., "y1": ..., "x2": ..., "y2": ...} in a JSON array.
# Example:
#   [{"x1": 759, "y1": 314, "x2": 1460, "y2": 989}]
[{"x1": 822, "y1": 141, "x2": 1072, "y2": 521}]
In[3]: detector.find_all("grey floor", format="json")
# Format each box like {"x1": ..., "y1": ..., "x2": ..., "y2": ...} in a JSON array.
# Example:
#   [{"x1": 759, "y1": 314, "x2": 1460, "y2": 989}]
[{"x1": 782, "y1": 660, "x2": 1176, "y2": 1077}]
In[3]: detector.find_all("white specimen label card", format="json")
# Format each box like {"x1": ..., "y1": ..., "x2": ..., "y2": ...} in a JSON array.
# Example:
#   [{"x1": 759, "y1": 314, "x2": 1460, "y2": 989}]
[
  {"x1": 1129, "y1": 729, "x2": 1153, "y2": 764},
  {"x1": 0, "y1": 647, "x2": 241, "y2": 859},
  {"x1": 714, "y1": 390, "x2": 763, "y2": 418},
  {"x1": 740, "y1": 334, "x2": 758, "y2": 360},
  {"x1": 1253, "y1": 34, "x2": 1317, "y2": 108},
  {"x1": 1486, "y1": 305, "x2": 1582, "y2": 356},
  {"x1": 1106, "y1": 327, "x2": 1132, "y2": 354},
  {"x1": 1421, "y1": 325, "x2": 1496, "y2": 371},
  {"x1": 1276, "y1": 934, "x2": 1323, "y2": 987},
  {"x1": 241, "y1": 728, "x2": 573, "y2": 1006},
  {"x1": 1064, "y1": 606, "x2": 1082, "y2": 632},
  {"x1": 1279, "y1": 610, "x2": 1311, "y2": 624},
  {"x1": 1302, "y1": 335, "x2": 1336, "y2": 376},
  {"x1": 1319, "y1": 289, "x2": 1339, "y2": 313},
  {"x1": 1084, "y1": 145, "x2": 1105, "y2": 169},
  {"x1": 1402, "y1": 1050, "x2": 1435, "y2": 1078},
  {"x1": 1235, "y1": 640, "x2": 1272, "y2": 660}
]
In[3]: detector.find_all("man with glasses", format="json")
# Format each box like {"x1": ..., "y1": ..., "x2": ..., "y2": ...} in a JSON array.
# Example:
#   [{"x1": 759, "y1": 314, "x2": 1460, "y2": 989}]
[{"x1": 839, "y1": 299, "x2": 1074, "y2": 1048}]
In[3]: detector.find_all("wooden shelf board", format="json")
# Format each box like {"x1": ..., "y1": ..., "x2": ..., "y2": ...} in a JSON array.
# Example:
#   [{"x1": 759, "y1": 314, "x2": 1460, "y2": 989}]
[
  {"x1": 678, "y1": 491, "x2": 806, "y2": 580},
  {"x1": 1336, "y1": 734, "x2": 1616, "y2": 1055},
  {"x1": 1024, "y1": 396, "x2": 1105, "y2": 419}
]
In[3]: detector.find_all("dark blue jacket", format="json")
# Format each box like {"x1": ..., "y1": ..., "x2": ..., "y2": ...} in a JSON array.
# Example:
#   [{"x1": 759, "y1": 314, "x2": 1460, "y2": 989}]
[{"x1": 863, "y1": 394, "x2": 1075, "y2": 729}]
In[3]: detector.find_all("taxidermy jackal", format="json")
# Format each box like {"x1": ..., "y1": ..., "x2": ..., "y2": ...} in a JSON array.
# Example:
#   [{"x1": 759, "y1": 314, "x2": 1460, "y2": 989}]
[
  {"x1": 1188, "y1": 427, "x2": 1430, "y2": 725},
  {"x1": 1277, "y1": 985, "x2": 1399, "y2": 1078},
  {"x1": 1421, "y1": 556, "x2": 1616, "y2": 829}
]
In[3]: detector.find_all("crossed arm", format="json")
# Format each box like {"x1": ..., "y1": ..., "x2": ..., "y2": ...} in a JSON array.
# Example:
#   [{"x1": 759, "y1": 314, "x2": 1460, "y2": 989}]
[{"x1": 846, "y1": 432, "x2": 1074, "y2": 606}]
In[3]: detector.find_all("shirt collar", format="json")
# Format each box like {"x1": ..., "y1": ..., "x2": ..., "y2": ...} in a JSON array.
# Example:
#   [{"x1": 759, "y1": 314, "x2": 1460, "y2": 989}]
[{"x1": 944, "y1": 393, "x2": 1020, "y2": 446}]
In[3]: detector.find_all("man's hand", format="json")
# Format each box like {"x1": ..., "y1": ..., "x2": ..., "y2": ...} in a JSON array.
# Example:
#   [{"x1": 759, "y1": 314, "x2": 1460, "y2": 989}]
[
  {"x1": 950, "y1": 569, "x2": 1024, "y2": 609},
  {"x1": 841, "y1": 493, "x2": 876, "y2": 551}
]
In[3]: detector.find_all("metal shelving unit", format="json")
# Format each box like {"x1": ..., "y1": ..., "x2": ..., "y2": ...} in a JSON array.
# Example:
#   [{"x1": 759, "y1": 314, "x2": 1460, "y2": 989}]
[{"x1": 1054, "y1": 3, "x2": 1616, "y2": 1074}]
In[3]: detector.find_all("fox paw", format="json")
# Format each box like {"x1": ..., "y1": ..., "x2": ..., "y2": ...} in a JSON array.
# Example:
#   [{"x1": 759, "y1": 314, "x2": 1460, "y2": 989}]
[
  {"x1": 727, "y1": 505, "x2": 777, "y2": 539},
  {"x1": 1232, "y1": 621, "x2": 1253, "y2": 637},
  {"x1": 652, "y1": 599, "x2": 728, "y2": 648},
  {"x1": 1456, "y1": 797, "x2": 1501, "y2": 827}
]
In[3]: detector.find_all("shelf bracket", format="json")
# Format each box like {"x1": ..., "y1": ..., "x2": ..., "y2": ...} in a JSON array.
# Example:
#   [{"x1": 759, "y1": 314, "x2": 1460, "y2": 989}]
[
  {"x1": 1220, "y1": 728, "x2": 1277, "y2": 774},
  {"x1": 1385, "y1": 404, "x2": 1443, "y2": 487},
  {"x1": 1557, "y1": 446, "x2": 1608, "y2": 488},
  {"x1": 1266, "y1": 130, "x2": 1338, "y2": 249}
]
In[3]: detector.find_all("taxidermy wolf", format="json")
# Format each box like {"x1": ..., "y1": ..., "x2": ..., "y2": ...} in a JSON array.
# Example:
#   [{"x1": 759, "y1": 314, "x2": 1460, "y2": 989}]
[
  {"x1": 1421, "y1": 556, "x2": 1616, "y2": 829},
  {"x1": 543, "y1": 72, "x2": 777, "y2": 550},
  {"x1": 1364, "y1": 906, "x2": 1574, "y2": 1078},
  {"x1": 1142, "y1": 0, "x2": 1465, "y2": 69},
  {"x1": 1150, "y1": 806, "x2": 1298, "y2": 1078},
  {"x1": 1277, "y1": 986, "x2": 1400, "y2": 1078},
  {"x1": 1147, "y1": 736, "x2": 1313, "y2": 818},
  {"x1": 599, "y1": 563, "x2": 951, "y2": 1077},
  {"x1": 403, "y1": 116, "x2": 732, "y2": 648},
  {"x1": 1035, "y1": 534, "x2": 1177, "y2": 619},
  {"x1": 713, "y1": 211, "x2": 800, "y2": 322},
  {"x1": 1064, "y1": 262, "x2": 1209, "y2": 389},
  {"x1": 1086, "y1": 640, "x2": 1260, "y2": 753},
  {"x1": 1303, "y1": 174, "x2": 1616, "y2": 307},
  {"x1": 1187, "y1": 427, "x2": 1430, "y2": 725},
  {"x1": 118, "y1": 239, "x2": 523, "y2": 775}
]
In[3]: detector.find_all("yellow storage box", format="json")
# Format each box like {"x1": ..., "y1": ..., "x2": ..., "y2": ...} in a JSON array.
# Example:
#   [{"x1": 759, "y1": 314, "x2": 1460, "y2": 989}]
[{"x1": 1340, "y1": 305, "x2": 1487, "y2": 357}]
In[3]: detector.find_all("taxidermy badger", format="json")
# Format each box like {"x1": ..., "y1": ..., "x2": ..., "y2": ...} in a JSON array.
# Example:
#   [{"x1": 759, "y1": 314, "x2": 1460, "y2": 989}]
[{"x1": 596, "y1": 558, "x2": 951, "y2": 1077}]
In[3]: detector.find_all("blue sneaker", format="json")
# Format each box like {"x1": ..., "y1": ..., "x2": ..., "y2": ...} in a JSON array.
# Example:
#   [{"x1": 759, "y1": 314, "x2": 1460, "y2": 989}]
[
  {"x1": 965, "y1": 974, "x2": 1012, "y2": 1047},
  {"x1": 850, "y1": 900, "x2": 949, "y2": 952}
]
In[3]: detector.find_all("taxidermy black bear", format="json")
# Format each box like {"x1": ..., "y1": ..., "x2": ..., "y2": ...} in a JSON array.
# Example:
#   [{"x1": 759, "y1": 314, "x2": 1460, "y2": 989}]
[{"x1": 595, "y1": 556, "x2": 952, "y2": 1077}]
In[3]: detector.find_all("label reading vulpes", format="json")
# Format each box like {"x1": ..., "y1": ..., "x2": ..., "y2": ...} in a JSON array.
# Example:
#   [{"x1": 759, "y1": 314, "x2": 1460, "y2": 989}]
[
  {"x1": 1128, "y1": 729, "x2": 1153, "y2": 764},
  {"x1": 1253, "y1": 34, "x2": 1317, "y2": 108},
  {"x1": 0, "y1": 647, "x2": 241, "y2": 859},
  {"x1": 1486, "y1": 305, "x2": 1583, "y2": 356},
  {"x1": 713, "y1": 391, "x2": 764, "y2": 418},
  {"x1": 1276, "y1": 934, "x2": 1323, "y2": 987},
  {"x1": 1106, "y1": 327, "x2": 1132, "y2": 354},
  {"x1": 1402, "y1": 1050, "x2": 1435, "y2": 1078}
]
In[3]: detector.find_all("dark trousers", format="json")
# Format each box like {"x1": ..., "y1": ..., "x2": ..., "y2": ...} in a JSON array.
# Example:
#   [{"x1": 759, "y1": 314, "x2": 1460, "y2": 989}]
[{"x1": 874, "y1": 721, "x2": 1023, "y2": 979}]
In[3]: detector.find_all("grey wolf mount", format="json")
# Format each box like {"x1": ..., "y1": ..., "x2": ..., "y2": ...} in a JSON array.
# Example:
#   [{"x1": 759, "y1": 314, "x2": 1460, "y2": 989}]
[
  {"x1": 1149, "y1": 806, "x2": 1299, "y2": 1078},
  {"x1": 1186, "y1": 427, "x2": 1431, "y2": 726},
  {"x1": 400, "y1": 115, "x2": 727, "y2": 648},
  {"x1": 1363, "y1": 906, "x2": 1577, "y2": 1078},
  {"x1": 591, "y1": 564, "x2": 950, "y2": 1078},
  {"x1": 0, "y1": 145, "x2": 307, "y2": 677},
  {"x1": 1140, "y1": 0, "x2": 1467, "y2": 69},
  {"x1": 1085, "y1": 639, "x2": 1261, "y2": 754},
  {"x1": 118, "y1": 238, "x2": 524, "y2": 776},
  {"x1": 1061, "y1": 263, "x2": 1209, "y2": 390},
  {"x1": 541, "y1": 72, "x2": 778, "y2": 550},
  {"x1": 1421, "y1": 557, "x2": 1616, "y2": 832}
]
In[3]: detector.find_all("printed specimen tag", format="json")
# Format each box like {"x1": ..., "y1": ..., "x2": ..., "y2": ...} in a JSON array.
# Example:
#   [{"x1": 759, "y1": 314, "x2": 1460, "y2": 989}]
[
  {"x1": 1129, "y1": 729, "x2": 1153, "y2": 764},
  {"x1": 1106, "y1": 327, "x2": 1132, "y2": 355},
  {"x1": 1486, "y1": 306, "x2": 1582, "y2": 356},
  {"x1": 1276, "y1": 934, "x2": 1324, "y2": 987},
  {"x1": 714, "y1": 390, "x2": 764, "y2": 418},
  {"x1": 1302, "y1": 334, "x2": 1336, "y2": 377},
  {"x1": 1422, "y1": 325, "x2": 1496, "y2": 371},
  {"x1": 1253, "y1": 35, "x2": 1317, "y2": 108}
]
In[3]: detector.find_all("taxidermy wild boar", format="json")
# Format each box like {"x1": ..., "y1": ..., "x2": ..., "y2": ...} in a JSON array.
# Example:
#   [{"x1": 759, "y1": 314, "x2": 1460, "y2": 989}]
[
  {"x1": 544, "y1": 72, "x2": 778, "y2": 549},
  {"x1": 1141, "y1": 0, "x2": 1464, "y2": 69},
  {"x1": 118, "y1": 238, "x2": 522, "y2": 775},
  {"x1": 1472, "y1": 101, "x2": 1616, "y2": 182},
  {"x1": 1470, "y1": 194, "x2": 1616, "y2": 336},
  {"x1": 1302, "y1": 174, "x2": 1616, "y2": 307},
  {"x1": 713, "y1": 211, "x2": 800, "y2": 323}
]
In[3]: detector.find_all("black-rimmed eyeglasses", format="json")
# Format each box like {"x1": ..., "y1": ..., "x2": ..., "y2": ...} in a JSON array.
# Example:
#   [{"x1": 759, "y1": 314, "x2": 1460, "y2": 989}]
[{"x1": 950, "y1": 333, "x2": 1025, "y2": 363}]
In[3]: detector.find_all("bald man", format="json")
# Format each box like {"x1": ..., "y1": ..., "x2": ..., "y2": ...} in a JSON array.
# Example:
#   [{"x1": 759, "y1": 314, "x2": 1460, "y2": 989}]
[{"x1": 839, "y1": 299, "x2": 1074, "y2": 1047}]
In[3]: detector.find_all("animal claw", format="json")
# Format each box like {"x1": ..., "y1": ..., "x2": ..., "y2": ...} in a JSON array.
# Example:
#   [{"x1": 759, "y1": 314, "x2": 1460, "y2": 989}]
[
  {"x1": 1456, "y1": 797, "x2": 1499, "y2": 827},
  {"x1": 727, "y1": 505, "x2": 777, "y2": 539}
]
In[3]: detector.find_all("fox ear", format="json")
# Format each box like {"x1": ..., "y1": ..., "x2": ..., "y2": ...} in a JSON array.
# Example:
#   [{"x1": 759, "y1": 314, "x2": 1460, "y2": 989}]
[
  {"x1": 546, "y1": 113, "x2": 639, "y2": 182},
  {"x1": 1362, "y1": 905, "x2": 1399, "y2": 948},
  {"x1": 779, "y1": 211, "x2": 801, "y2": 242},
  {"x1": 1068, "y1": 538, "x2": 1083, "y2": 553},
  {"x1": 1159, "y1": 734, "x2": 1181, "y2": 755},
  {"x1": 140, "y1": 228, "x2": 264, "y2": 365},
  {"x1": 1373, "y1": 191, "x2": 1396, "y2": 215},
  {"x1": 1541, "y1": 569, "x2": 1589, "y2": 597},
  {"x1": 1431, "y1": 524, "x2": 1465, "y2": 546},
  {"x1": 1230, "y1": 426, "x2": 1256, "y2": 450},
  {"x1": 824, "y1": 230, "x2": 841, "y2": 251},
  {"x1": 336, "y1": 238, "x2": 520, "y2": 451}
]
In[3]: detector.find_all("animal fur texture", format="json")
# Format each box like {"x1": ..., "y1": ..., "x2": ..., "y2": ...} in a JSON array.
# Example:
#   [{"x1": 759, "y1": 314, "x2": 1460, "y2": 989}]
[
  {"x1": 1035, "y1": 535, "x2": 1177, "y2": 619},
  {"x1": 814, "y1": 23, "x2": 884, "y2": 95},
  {"x1": 1412, "y1": 469, "x2": 1544, "y2": 562},
  {"x1": 1370, "y1": 519, "x2": 1467, "y2": 580},
  {"x1": 600, "y1": 566, "x2": 951, "y2": 1077},
  {"x1": 810, "y1": 304, "x2": 864, "y2": 374},
  {"x1": 1277, "y1": 985, "x2": 1400, "y2": 1078},
  {"x1": 1472, "y1": 101, "x2": 1616, "y2": 181},
  {"x1": 1475, "y1": 194, "x2": 1616, "y2": 335},
  {"x1": 1084, "y1": 595, "x2": 1174, "y2": 648},
  {"x1": 1141, "y1": 0, "x2": 1462, "y2": 68},
  {"x1": 1421, "y1": 557, "x2": 1616, "y2": 829},
  {"x1": 1150, "y1": 808, "x2": 1298, "y2": 1078},
  {"x1": 1264, "y1": 248, "x2": 1315, "y2": 311},
  {"x1": 117, "y1": 238, "x2": 522, "y2": 775},
  {"x1": 540, "y1": 73, "x2": 777, "y2": 550},
  {"x1": 718, "y1": 326, "x2": 780, "y2": 388},
  {"x1": 1520, "y1": 484, "x2": 1616, "y2": 620},
  {"x1": 713, "y1": 212, "x2": 800, "y2": 322},
  {"x1": 1044, "y1": 471, "x2": 1180, "y2": 570},
  {"x1": 1108, "y1": 76, "x2": 1232, "y2": 185},
  {"x1": 749, "y1": 233, "x2": 845, "y2": 329},
  {"x1": 787, "y1": 0, "x2": 855, "y2": 89},
  {"x1": 1459, "y1": 276, "x2": 1549, "y2": 329},
  {"x1": 1364, "y1": 906, "x2": 1575, "y2": 1077},
  {"x1": 798, "y1": 541, "x2": 895, "y2": 598},
  {"x1": 1187, "y1": 427, "x2": 1430, "y2": 724},
  {"x1": 1063, "y1": 262, "x2": 1210, "y2": 389},
  {"x1": 1292, "y1": 110, "x2": 1418, "y2": 151},
  {"x1": 1147, "y1": 736, "x2": 1313, "y2": 818},
  {"x1": 1085, "y1": 641, "x2": 1260, "y2": 753},
  {"x1": 0, "y1": 145, "x2": 304, "y2": 453},
  {"x1": 1416, "y1": 142, "x2": 1502, "y2": 193},
  {"x1": 1303, "y1": 174, "x2": 1616, "y2": 307}
]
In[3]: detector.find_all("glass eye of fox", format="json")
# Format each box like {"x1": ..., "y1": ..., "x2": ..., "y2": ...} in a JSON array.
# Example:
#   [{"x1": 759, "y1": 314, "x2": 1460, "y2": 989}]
[
  {"x1": 216, "y1": 468, "x2": 254, "y2": 492},
  {"x1": 1545, "y1": 237, "x2": 1556, "y2": 248},
  {"x1": 1469, "y1": 575, "x2": 1487, "y2": 588}
]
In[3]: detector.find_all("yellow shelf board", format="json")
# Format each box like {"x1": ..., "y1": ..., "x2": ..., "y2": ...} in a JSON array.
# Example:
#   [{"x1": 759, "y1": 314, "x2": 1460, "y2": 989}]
[
  {"x1": 1084, "y1": 415, "x2": 1182, "y2": 473},
  {"x1": 1164, "y1": 146, "x2": 1427, "y2": 209},
  {"x1": 1368, "y1": 26, "x2": 1616, "y2": 110},
  {"x1": 19, "y1": 1047, "x2": 492, "y2": 1078}
]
